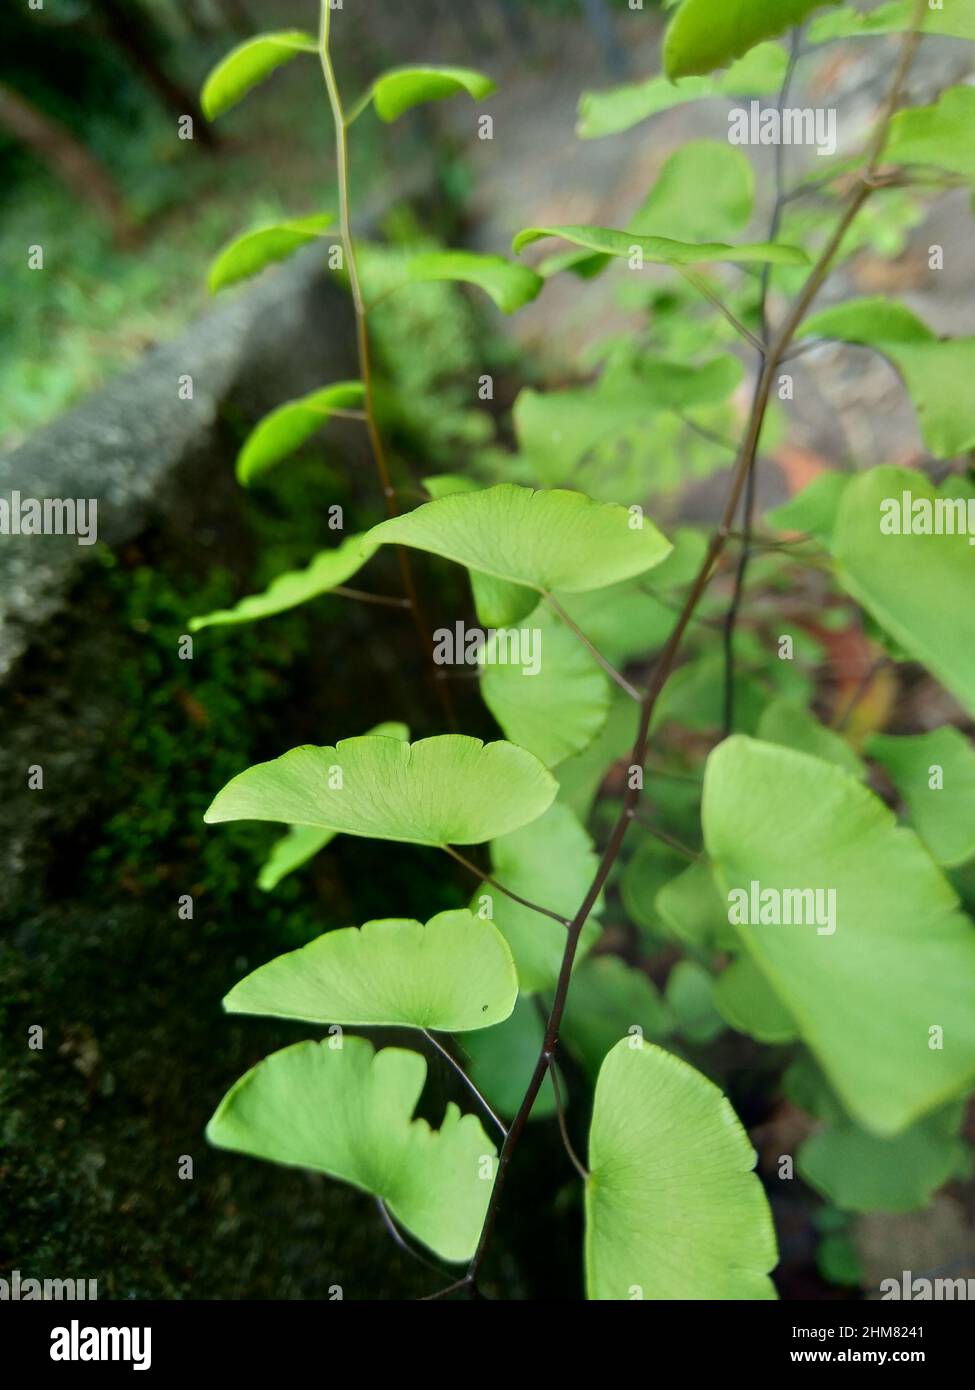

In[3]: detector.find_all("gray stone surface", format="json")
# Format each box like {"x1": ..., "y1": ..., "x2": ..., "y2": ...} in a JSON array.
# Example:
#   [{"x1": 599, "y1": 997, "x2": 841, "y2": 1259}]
[{"x1": 0, "y1": 249, "x2": 355, "y2": 677}]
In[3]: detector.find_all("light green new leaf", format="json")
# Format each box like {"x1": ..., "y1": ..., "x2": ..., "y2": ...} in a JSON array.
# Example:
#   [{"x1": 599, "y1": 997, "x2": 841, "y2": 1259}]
[
  {"x1": 656, "y1": 860, "x2": 736, "y2": 951},
  {"x1": 236, "y1": 382, "x2": 366, "y2": 485},
  {"x1": 208, "y1": 214, "x2": 334, "y2": 293},
  {"x1": 257, "y1": 722, "x2": 408, "y2": 891},
  {"x1": 664, "y1": 0, "x2": 840, "y2": 79},
  {"x1": 577, "y1": 43, "x2": 787, "y2": 139},
  {"x1": 514, "y1": 357, "x2": 740, "y2": 479},
  {"x1": 189, "y1": 534, "x2": 376, "y2": 631},
  {"x1": 514, "y1": 223, "x2": 807, "y2": 268},
  {"x1": 550, "y1": 584, "x2": 672, "y2": 669},
  {"x1": 543, "y1": 143, "x2": 756, "y2": 277},
  {"x1": 556, "y1": 690, "x2": 640, "y2": 823},
  {"x1": 461, "y1": 996, "x2": 558, "y2": 1120},
  {"x1": 704, "y1": 737, "x2": 975, "y2": 1134},
  {"x1": 481, "y1": 803, "x2": 602, "y2": 994},
  {"x1": 258, "y1": 825, "x2": 333, "y2": 891},
  {"x1": 397, "y1": 252, "x2": 543, "y2": 314},
  {"x1": 423, "y1": 473, "x2": 480, "y2": 500},
  {"x1": 366, "y1": 65, "x2": 496, "y2": 122},
  {"x1": 799, "y1": 1104, "x2": 968, "y2": 1214},
  {"x1": 714, "y1": 955, "x2": 799, "y2": 1044},
  {"x1": 201, "y1": 31, "x2": 318, "y2": 120},
  {"x1": 208, "y1": 1037, "x2": 494, "y2": 1262},
  {"x1": 868, "y1": 728, "x2": 975, "y2": 868},
  {"x1": 800, "y1": 299, "x2": 975, "y2": 457},
  {"x1": 757, "y1": 698, "x2": 865, "y2": 779},
  {"x1": 766, "y1": 471, "x2": 851, "y2": 543},
  {"x1": 480, "y1": 605, "x2": 610, "y2": 768},
  {"x1": 417, "y1": 478, "x2": 537, "y2": 622},
  {"x1": 470, "y1": 571, "x2": 538, "y2": 628},
  {"x1": 832, "y1": 467, "x2": 975, "y2": 716},
  {"x1": 206, "y1": 734, "x2": 557, "y2": 847},
  {"x1": 628, "y1": 143, "x2": 755, "y2": 245},
  {"x1": 885, "y1": 86, "x2": 975, "y2": 184},
  {"x1": 224, "y1": 909, "x2": 517, "y2": 1032},
  {"x1": 809, "y1": 0, "x2": 975, "y2": 43},
  {"x1": 653, "y1": 652, "x2": 767, "y2": 736},
  {"x1": 366, "y1": 484, "x2": 672, "y2": 597},
  {"x1": 585, "y1": 1040, "x2": 778, "y2": 1299},
  {"x1": 562, "y1": 957, "x2": 673, "y2": 1081}
]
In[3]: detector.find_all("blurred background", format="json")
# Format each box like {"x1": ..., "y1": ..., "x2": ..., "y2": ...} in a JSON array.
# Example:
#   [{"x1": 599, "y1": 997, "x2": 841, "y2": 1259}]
[{"x1": 2, "y1": 0, "x2": 974, "y2": 1301}]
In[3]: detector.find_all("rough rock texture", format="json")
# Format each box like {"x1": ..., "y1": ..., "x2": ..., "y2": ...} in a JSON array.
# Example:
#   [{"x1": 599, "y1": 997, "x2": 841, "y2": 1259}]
[{"x1": 0, "y1": 248, "x2": 355, "y2": 676}]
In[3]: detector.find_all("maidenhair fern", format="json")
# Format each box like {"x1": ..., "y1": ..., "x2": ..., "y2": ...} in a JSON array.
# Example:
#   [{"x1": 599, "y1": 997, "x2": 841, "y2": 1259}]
[{"x1": 193, "y1": 0, "x2": 975, "y2": 1299}]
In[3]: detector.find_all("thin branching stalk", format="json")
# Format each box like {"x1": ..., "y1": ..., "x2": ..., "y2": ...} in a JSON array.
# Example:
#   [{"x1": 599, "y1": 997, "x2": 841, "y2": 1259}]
[
  {"x1": 442, "y1": 844, "x2": 572, "y2": 928},
  {"x1": 546, "y1": 1056, "x2": 589, "y2": 1182},
  {"x1": 318, "y1": 1, "x2": 456, "y2": 729},
  {"x1": 544, "y1": 593, "x2": 643, "y2": 701},
  {"x1": 722, "y1": 25, "x2": 802, "y2": 737},
  {"x1": 627, "y1": 810, "x2": 702, "y2": 863},
  {"x1": 422, "y1": 1029, "x2": 508, "y2": 1140}
]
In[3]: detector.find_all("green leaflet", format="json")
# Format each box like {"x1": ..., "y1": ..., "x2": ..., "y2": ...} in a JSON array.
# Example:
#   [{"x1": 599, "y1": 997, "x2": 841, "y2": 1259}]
[
  {"x1": 577, "y1": 44, "x2": 788, "y2": 139},
  {"x1": 798, "y1": 1104, "x2": 969, "y2": 1214},
  {"x1": 461, "y1": 996, "x2": 559, "y2": 1120},
  {"x1": 665, "y1": 959, "x2": 724, "y2": 1044},
  {"x1": 366, "y1": 66, "x2": 496, "y2": 122},
  {"x1": 562, "y1": 957, "x2": 674, "y2": 1081},
  {"x1": 236, "y1": 382, "x2": 366, "y2": 485},
  {"x1": 809, "y1": 0, "x2": 975, "y2": 43},
  {"x1": 258, "y1": 825, "x2": 334, "y2": 892},
  {"x1": 621, "y1": 839, "x2": 686, "y2": 942},
  {"x1": 714, "y1": 955, "x2": 799, "y2": 1044},
  {"x1": 201, "y1": 31, "x2": 318, "y2": 120},
  {"x1": 365, "y1": 484, "x2": 673, "y2": 595},
  {"x1": 541, "y1": 143, "x2": 755, "y2": 277},
  {"x1": 800, "y1": 299, "x2": 975, "y2": 457},
  {"x1": 585, "y1": 1040, "x2": 778, "y2": 1299},
  {"x1": 224, "y1": 910, "x2": 517, "y2": 1033},
  {"x1": 550, "y1": 583, "x2": 673, "y2": 669},
  {"x1": 653, "y1": 652, "x2": 767, "y2": 735},
  {"x1": 766, "y1": 471, "x2": 851, "y2": 543},
  {"x1": 189, "y1": 534, "x2": 376, "y2": 631},
  {"x1": 513, "y1": 223, "x2": 807, "y2": 268},
  {"x1": 784, "y1": 1052, "x2": 847, "y2": 1125},
  {"x1": 757, "y1": 698, "x2": 865, "y2": 779},
  {"x1": 387, "y1": 252, "x2": 543, "y2": 315},
  {"x1": 257, "y1": 722, "x2": 409, "y2": 891},
  {"x1": 556, "y1": 690, "x2": 640, "y2": 823},
  {"x1": 470, "y1": 571, "x2": 538, "y2": 628},
  {"x1": 423, "y1": 473, "x2": 480, "y2": 500},
  {"x1": 479, "y1": 803, "x2": 602, "y2": 994},
  {"x1": 868, "y1": 728, "x2": 975, "y2": 868},
  {"x1": 205, "y1": 734, "x2": 557, "y2": 847},
  {"x1": 704, "y1": 737, "x2": 975, "y2": 1135},
  {"x1": 207, "y1": 1037, "x2": 495, "y2": 1262},
  {"x1": 627, "y1": 143, "x2": 755, "y2": 245},
  {"x1": 656, "y1": 860, "x2": 737, "y2": 951},
  {"x1": 885, "y1": 85, "x2": 975, "y2": 184},
  {"x1": 831, "y1": 467, "x2": 975, "y2": 716},
  {"x1": 513, "y1": 356, "x2": 741, "y2": 481},
  {"x1": 479, "y1": 604, "x2": 611, "y2": 769},
  {"x1": 663, "y1": 0, "x2": 840, "y2": 79},
  {"x1": 208, "y1": 214, "x2": 334, "y2": 293},
  {"x1": 415, "y1": 477, "x2": 539, "y2": 624}
]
